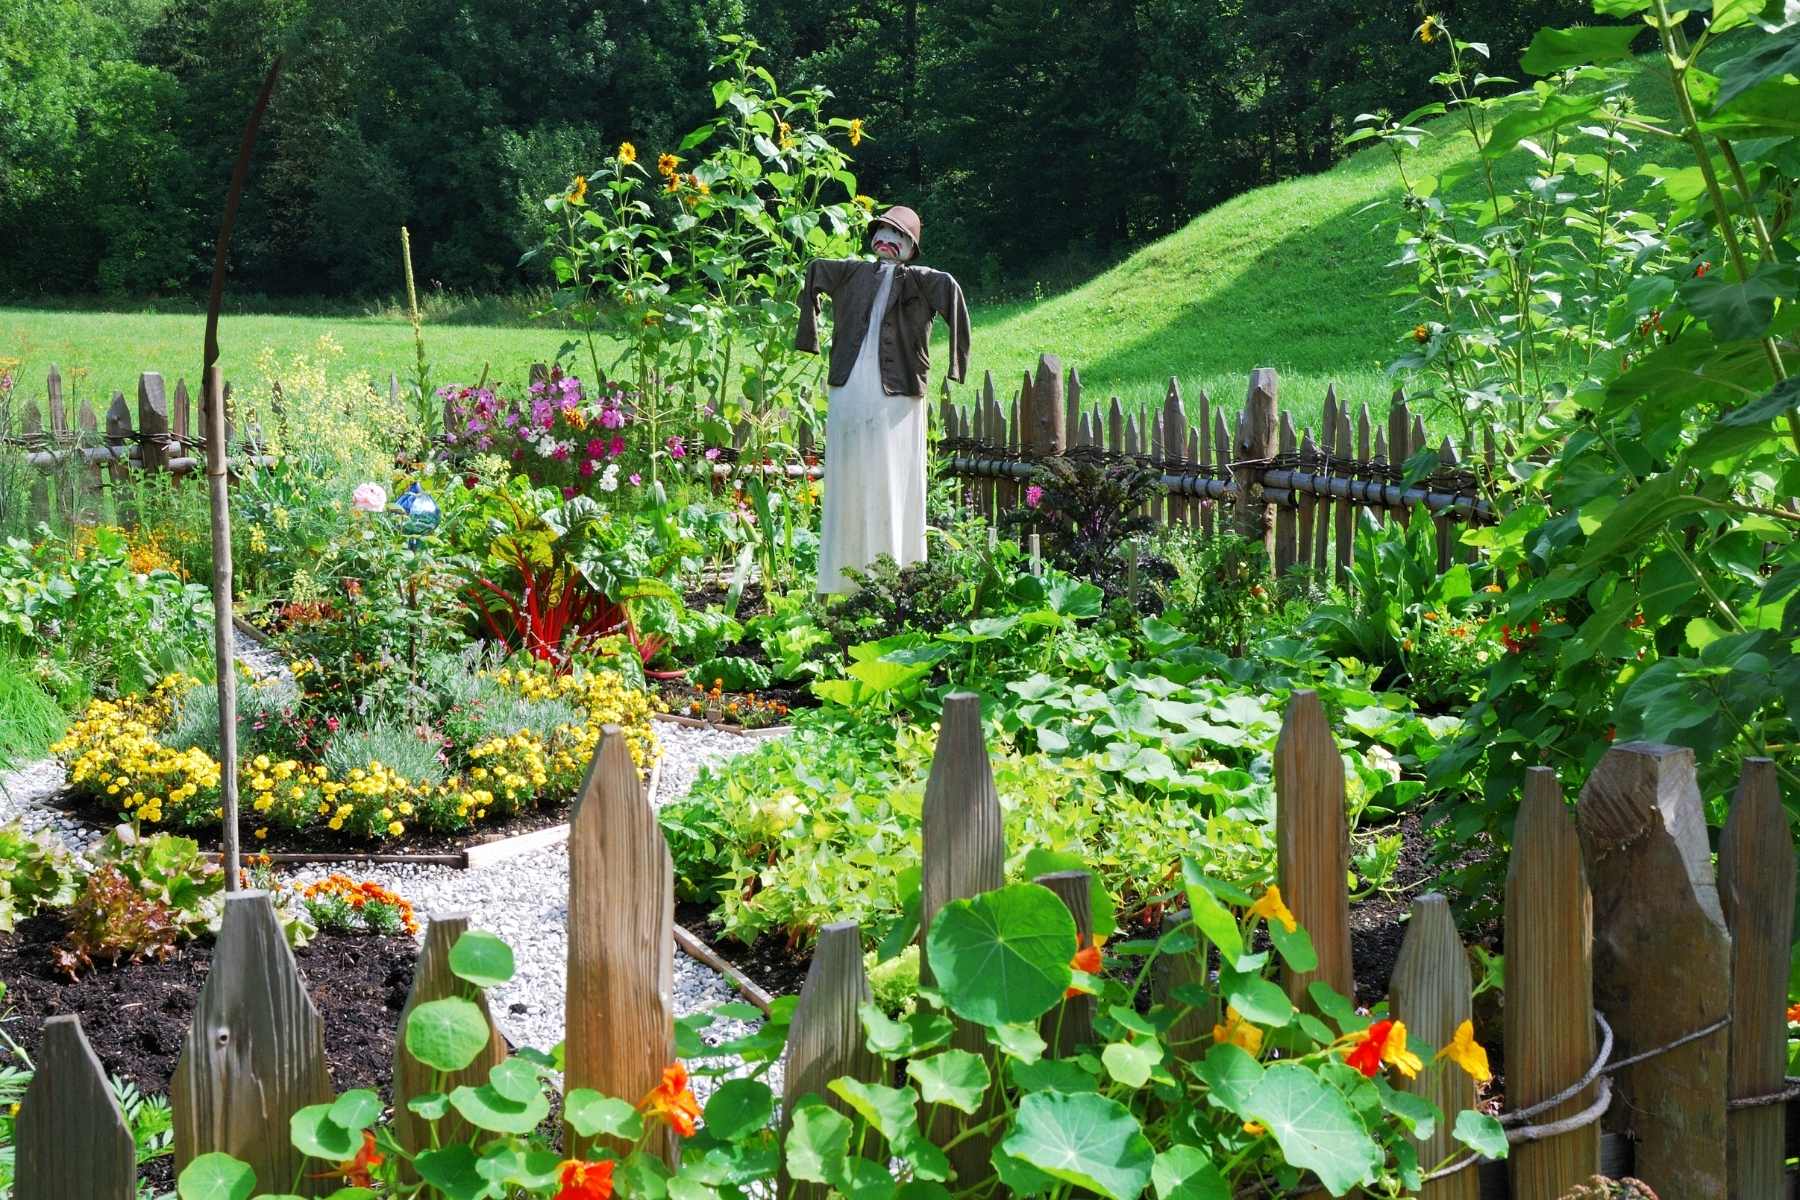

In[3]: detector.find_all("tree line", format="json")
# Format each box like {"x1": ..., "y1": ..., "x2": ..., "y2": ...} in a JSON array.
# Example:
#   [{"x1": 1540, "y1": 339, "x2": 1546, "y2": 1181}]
[{"x1": 0, "y1": 0, "x2": 1580, "y2": 301}]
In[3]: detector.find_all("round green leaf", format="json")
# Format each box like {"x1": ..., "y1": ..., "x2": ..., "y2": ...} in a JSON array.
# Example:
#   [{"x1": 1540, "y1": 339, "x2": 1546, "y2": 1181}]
[
  {"x1": 177, "y1": 1153, "x2": 256, "y2": 1200},
  {"x1": 414, "y1": 1144, "x2": 487, "y2": 1199},
  {"x1": 905, "y1": 1049, "x2": 989, "y2": 1114},
  {"x1": 1219, "y1": 970, "x2": 1293, "y2": 1029},
  {"x1": 1100, "y1": 1038, "x2": 1162, "y2": 1090},
  {"x1": 565, "y1": 1088, "x2": 644, "y2": 1140},
  {"x1": 1241, "y1": 1063, "x2": 1383, "y2": 1195},
  {"x1": 784, "y1": 1101, "x2": 852, "y2": 1185},
  {"x1": 289, "y1": 1104, "x2": 357, "y2": 1161},
  {"x1": 488, "y1": 1057, "x2": 541, "y2": 1103},
  {"x1": 405, "y1": 996, "x2": 492, "y2": 1072},
  {"x1": 1453, "y1": 1109, "x2": 1508, "y2": 1159},
  {"x1": 327, "y1": 1089, "x2": 381, "y2": 1133},
  {"x1": 1151, "y1": 1145, "x2": 1229, "y2": 1200},
  {"x1": 449, "y1": 929, "x2": 516, "y2": 988},
  {"x1": 1002, "y1": 1091, "x2": 1155, "y2": 1200},
  {"x1": 925, "y1": 883, "x2": 1076, "y2": 1025},
  {"x1": 827, "y1": 1078, "x2": 920, "y2": 1144},
  {"x1": 449, "y1": 1082, "x2": 550, "y2": 1135},
  {"x1": 1196, "y1": 1043, "x2": 1262, "y2": 1117},
  {"x1": 406, "y1": 1092, "x2": 450, "y2": 1121},
  {"x1": 703, "y1": 1077, "x2": 774, "y2": 1141}
]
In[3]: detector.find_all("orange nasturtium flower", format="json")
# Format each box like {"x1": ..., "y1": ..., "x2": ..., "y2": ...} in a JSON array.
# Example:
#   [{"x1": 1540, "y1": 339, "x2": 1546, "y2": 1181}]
[
  {"x1": 1435, "y1": 1019, "x2": 1492, "y2": 1083},
  {"x1": 322, "y1": 1130, "x2": 383, "y2": 1187},
  {"x1": 642, "y1": 1063, "x2": 702, "y2": 1137},
  {"x1": 566, "y1": 175, "x2": 588, "y2": 205},
  {"x1": 1212, "y1": 1007, "x2": 1264, "y2": 1056},
  {"x1": 617, "y1": 141, "x2": 638, "y2": 165},
  {"x1": 1065, "y1": 942, "x2": 1103, "y2": 997},
  {"x1": 1345, "y1": 1019, "x2": 1422, "y2": 1079},
  {"x1": 1787, "y1": 1002, "x2": 1800, "y2": 1025},
  {"x1": 555, "y1": 1158, "x2": 616, "y2": 1200},
  {"x1": 1248, "y1": 884, "x2": 1298, "y2": 933}
]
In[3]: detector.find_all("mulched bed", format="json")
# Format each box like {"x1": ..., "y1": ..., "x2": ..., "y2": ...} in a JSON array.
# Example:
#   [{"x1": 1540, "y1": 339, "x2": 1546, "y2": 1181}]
[
  {"x1": 676, "y1": 901, "x2": 813, "y2": 999},
  {"x1": 0, "y1": 913, "x2": 417, "y2": 1098}
]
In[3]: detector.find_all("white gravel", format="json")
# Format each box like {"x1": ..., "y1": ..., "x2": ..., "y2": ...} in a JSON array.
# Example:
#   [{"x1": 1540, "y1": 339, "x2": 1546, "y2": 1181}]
[{"x1": 5, "y1": 709, "x2": 783, "y2": 1098}]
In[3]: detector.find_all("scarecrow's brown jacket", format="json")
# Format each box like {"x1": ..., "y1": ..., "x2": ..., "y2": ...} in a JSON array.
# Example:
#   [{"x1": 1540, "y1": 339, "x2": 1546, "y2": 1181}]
[{"x1": 795, "y1": 259, "x2": 971, "y2": 397}]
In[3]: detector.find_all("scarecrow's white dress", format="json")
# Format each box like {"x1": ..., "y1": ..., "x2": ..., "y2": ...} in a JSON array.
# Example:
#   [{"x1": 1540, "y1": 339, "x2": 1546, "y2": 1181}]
[{"x1": 817, "y1": 262, "x2": 927, "y2": 594}]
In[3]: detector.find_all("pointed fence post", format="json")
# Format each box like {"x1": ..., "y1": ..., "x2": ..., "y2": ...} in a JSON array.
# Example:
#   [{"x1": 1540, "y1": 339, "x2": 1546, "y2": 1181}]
[
  {"x1": 21, "y1": 399, "x2": 48, "y2": 526},
  {"x1": 1155, "y1": 908, "x2": 1215, "y2": 1067},
  {"x1": 1235, "y1": 369, "x2": 1278, "y2": 566},
  {"x1": 565, "y1": 727, "x2": 676, "y2": 1162},
  {"x1": 172, "y1": 891, "x2": 332, "y2": 1193},
  {"x1": 782, "y1": 921, "x2": 881, "y2": 1200},
  {"x1": 1275, "y1": 411, "x2": 1297, "y2": 573},
  {"x1": 1029, "y1": 353, "x2": 1066, "y2": 456},
  {"x1": 1389, "y1": 895, "x2": 1477, "y2": 1199},
  {"x1": 105, "y1": 391, "x2": 133, "y2": 526},
  {"x1": 1036, "y1": 870, "x2": 1094, "y2": 1054},
  {"x1": 1720, "y1": 757, "x2": 1792, "y2": 1196},
  {"x1": 138, "y1": 372, "x2": 170, "y2": 475},
  {"x1": 394, "y1": 913, "x2": 509, "y2": 1171},
  {"x1": 15, "y1": 1015, "x2": 135, "y2": 1200},
  {"x1": 920, "y1": 692, "x2": 1005, "y2": 1180},
  {"x1": 1505, "y1": 768, "x2": 1598, "y2": 1197},
  {"x1": 1577, "y1": 742, "x2": 1730, "y2": 1200},
  {"x1": 1274, "y1": 690, "x2": 1353, "y2": 1007}
]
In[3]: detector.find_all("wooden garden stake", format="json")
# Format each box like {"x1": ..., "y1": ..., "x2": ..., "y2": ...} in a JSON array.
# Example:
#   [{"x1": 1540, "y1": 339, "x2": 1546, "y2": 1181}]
[
  {"x1": 1505, "y1": 768, "x2": 1597, "y2": 1197},
  {"x1": 1719, "y1": 757, "x2": 1792, "y2": 1195},
  {"x1": 783, "y1": 921, "x2": 880, "y2": 1200},
  {"x1": 1577, "y1": 742, "x2": 1730, "y2": 1200},
  {"x1": 1388, "y1": 894, "x2": 1476, "y2": 1200},
  {"x1": 1036, "y1": 870, "x2": 1095, "y2": 1054},
  {"x1": 1274, "y1": 690, "x2": 1353, "y2": 1006},
  {"x1": 15, "y1": 1016, "x2": 135, "y2": 1200},
  {"x1": 394, "y1": 913, "x2": 508, "y2": 1171}
]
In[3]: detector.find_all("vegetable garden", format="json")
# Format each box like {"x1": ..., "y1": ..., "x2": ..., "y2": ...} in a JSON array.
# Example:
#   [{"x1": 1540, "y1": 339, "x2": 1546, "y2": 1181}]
[{"x1": 1, "y1": 3, "x2": 1797, "y2": 1198}]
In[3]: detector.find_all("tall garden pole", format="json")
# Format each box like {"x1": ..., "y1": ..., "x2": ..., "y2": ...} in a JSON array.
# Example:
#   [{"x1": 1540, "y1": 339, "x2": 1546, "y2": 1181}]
[{"x1": 201, "y1": 55, "x2": 283, "y2": 890}]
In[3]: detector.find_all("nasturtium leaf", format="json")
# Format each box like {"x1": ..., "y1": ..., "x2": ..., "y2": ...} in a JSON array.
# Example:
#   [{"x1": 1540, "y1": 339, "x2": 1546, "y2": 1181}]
[
  {"x1": 1179, "y1": 862, "x2": 1245, "y2": 963},
  {"x1": 288, "y1": 1105, "x2": 357, "y2": 1161},
  {"x1": 1101, "y1": 1039, "x2": 1163, "y2": 1089},
  {"x1": 1453, "y1": 1110, "x2": 1509, "y2": 1159},
  {"x1": 1106, "y1": 1004, "x2": 1158, "y2": 1038},
  {"x1": 831, "y1": 1156, "x2": 898, "y2": 1200},
  {"x1": 896, "y1": 1183, "x2": 954, "y2": 1200},
  {"x1": 177, "y1": 1153, "x2": 257, "y2": 1200},
  {"x1": 1151, "y1": 1145, "x2": 1230, "y2": 1200},
  {"x1": 1242, "y1": 1064, "x2": 1383, "y2": 1195},
  {"x1": 906, "y1": 1049, "x2": 989, "y2": 1113},
  {"x1": 1219, "y1": 970, "x2": 1293, "y2": 1029},
  {"x1": 828, "y1": 1078, "x2": 921, "y2": 1145},
  {"x1": 413, "y1": 1145, "x2": 487, "y2": 1199},
  {"x1": 565, "y1": 1089, "x2": 643, "y2": 1140},
  {"x1": 785, "y1": 1102, "x2": 852, "y2": 1185},
  {"x1": 1375, "y1": 1077, "x2": 1440, "y2": 1141},
  {"x1": 326, "y1": 1089, "x2": 381, "y2": 1133},
  {"x1": 1002, "y1": 1091, "x2": 1155, "y2": 1200},
  {"x1": 925, "y1": 883, "x2": 1076, "y2": 1025},
  {"x1": 487, "y1": 1057, "x2": 540, "y2": 1103},
  {"x1": 990, "y1": 1020, "x2": 1048, "y2": 1063},
  {"x1": 449, "y1": 1082, "x2": 550, "y2": 1135},
  {"x1": 991, "y1": 1147, "x2": 1058, "y2": 1197},
  {"x1": 1269, "y1": 922, "x2": 1317, "y2": 974},
  {"x1": 406, "y1": 1092, "x2": 450, "y2": 1121},
  {"x1": 319, "y1": 1189, "x2": 376, "y2": 1200},
  {"x1": 1010, "y1": 1057, "x2": 1101, "y2": 1094},
  {"x1": 1197, "y1": 1043, "x2": 1263, "y2": 1116},
  {"x1": 703, "y1": 1077, "x2": 774, "y2": 1141},
  {"x1": 406, "y1": 997, "x2": 493, "y2": 1072},
  {"x1": 1307, "y1": 983, "x2": 1370, "y2": 1033},
  {"x1": 448, "y1": 929, "x2": 515, "y2": 988}
]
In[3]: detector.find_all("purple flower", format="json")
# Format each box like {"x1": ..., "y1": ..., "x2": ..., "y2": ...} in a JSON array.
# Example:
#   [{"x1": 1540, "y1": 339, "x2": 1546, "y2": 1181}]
[
  {"x1": 599, "y1": 406, "x2": 625, "y2": 430},
  {"x1": 531, "y1": 399, "x2": 556, "y2": 430},
  {"x1": 629, "y1": 472, "x2": 642, "y2": 485},
  {"x1": 475, "y1": 435, "x2": 493, "y2": 450},
  {"x1": 1026, "y1": 484, "x2": 1045, "y2": 508},
  {"x1": 562, "y1": 486, "x2": 577, "y2": 499},
  {"x1": 704, "y1": 447, "x2": 721, "y2": 461},
  {"x1": 667, "y1": 435, "x2": 686, "y2": 460},
  {"x1": 550, "y1": 443, "x2": 571, "y2": 461}
]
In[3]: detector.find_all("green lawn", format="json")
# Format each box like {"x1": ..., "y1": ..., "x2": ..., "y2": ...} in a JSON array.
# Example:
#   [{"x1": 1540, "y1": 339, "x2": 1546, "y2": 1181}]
[{"x1": 2, "y1": 61, "x2": 1667, "y2": 443}]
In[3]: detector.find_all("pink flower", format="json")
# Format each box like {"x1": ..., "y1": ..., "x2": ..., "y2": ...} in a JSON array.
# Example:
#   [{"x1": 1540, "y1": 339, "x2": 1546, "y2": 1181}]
[
  {"x1": 667, "y1": 435, "x2": 686, "y2": 459},
  {"x1": 600, "y1": 406, "x2": 625, "y2": 430},
  {"x1": 580, "y1": 459, "x2": 598, "y2": 477},
  {"x1": 629, "y1": 473, "x2": 642, "y2": 485},
  {"x1": 562, "y1": 486, "x2": 577, "y2": 499},
  {"x1": 1025, "y1": 484, "x2": 1045, "y2": 508},
  {"x1": 704, "y1": 447, "x2": 721, "y2": 461},
  {"x1": 326, "y1": 716, "x2": 340, "y2": 733},
  {"x1": 550, "y1": 443, "x2": 571, "y2": 461},
  {"x1": 609, "y1": 435, "x2": 626, "y2": 457},
  {"x1": 351, "y1": 483, "x2": 388, "y2": 512},
  {"x1": 586, "y1": 439, "x2": 606, "y2": 458}
]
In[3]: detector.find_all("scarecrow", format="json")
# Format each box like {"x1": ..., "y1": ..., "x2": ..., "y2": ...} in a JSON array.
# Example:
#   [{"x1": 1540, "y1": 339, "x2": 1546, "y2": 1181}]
[{"x1": 796, "y1": 205, "x2": 971, "y2": 594}]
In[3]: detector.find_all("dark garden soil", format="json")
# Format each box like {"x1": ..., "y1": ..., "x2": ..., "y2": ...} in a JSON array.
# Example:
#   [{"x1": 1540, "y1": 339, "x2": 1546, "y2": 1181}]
[
  {"x1": 675, "y1": 901, "x2": 813, "y2": 999},
  {"x1": 0, "y1": 913, "x2": 417, "y2": 1098}
]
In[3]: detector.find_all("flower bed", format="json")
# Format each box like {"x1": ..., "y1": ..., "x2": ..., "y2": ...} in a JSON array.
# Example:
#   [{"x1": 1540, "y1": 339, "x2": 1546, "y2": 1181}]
[{"x1": 51, "y1": 661, "x2": 657, "y2": 848}]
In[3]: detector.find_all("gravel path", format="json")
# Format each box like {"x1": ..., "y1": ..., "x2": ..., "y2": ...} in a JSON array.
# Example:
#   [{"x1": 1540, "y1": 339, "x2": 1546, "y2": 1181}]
[{"x1": 5, "y1": 712, "x2": 781, "y2": 1097}]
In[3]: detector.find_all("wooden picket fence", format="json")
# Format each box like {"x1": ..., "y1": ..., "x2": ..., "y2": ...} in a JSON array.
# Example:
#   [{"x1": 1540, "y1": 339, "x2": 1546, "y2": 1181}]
[
  {"x1": 12, "y1": 693, "x2": 1794, "y2": 1198},
  {"x1": 0, "y1": 365, "x2": 271, "y2": 530},
  {"x1": 936, "y1": 355, "x2": 1499, "y2": 582}
]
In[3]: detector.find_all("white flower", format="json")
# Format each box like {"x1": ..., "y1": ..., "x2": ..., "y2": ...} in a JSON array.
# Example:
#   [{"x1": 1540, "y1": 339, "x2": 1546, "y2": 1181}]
[{"x1": 598, "y1": 463, "x2": 621, "y2": 493}]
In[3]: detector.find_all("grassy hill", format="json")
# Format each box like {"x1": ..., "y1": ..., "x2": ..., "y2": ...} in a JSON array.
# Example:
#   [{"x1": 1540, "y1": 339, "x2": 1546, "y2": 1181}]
[{"x1": 3, "y1": 61, "x2": 1666, "y2": 437}]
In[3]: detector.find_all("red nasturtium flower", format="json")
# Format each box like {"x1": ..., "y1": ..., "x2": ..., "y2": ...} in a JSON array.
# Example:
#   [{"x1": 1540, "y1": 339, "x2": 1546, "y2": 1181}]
[
  {"x1": 641, "y1": 1063, "x2": 702, "y2": 1137},
  {"x1": 555, "y1": 1159, "x2": 616, "y2": 1200},
  {"x1": 1066, "y1": 942, "x2": 1103, "y2": 997},
  {"x1": 1344, "y1": 1019, "x2": 1422, "y2": 1079}
]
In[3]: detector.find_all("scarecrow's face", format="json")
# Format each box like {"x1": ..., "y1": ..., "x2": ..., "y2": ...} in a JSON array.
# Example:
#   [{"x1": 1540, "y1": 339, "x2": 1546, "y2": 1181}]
[{"x1": 871, "y1": 226, "x2": 914, "y2": 262}]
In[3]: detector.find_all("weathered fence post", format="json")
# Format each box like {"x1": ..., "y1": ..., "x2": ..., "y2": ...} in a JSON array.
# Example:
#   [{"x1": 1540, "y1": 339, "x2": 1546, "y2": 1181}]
[
  {"x1": 104, "y1": 391, "x2": 133, "y2": 526},
  {"x1": 566, "y1": 726, "x2": 677, "y2": 1162},
  {"x1": 1029, "y1": 353, "x2": 1066, "y2": 456},
  {"x1": 1577, "y1": 742, "x2": 1730, "y2": 1200},
  {"x1": 1274, "y1": 690, "x2": 1353, "y2": 1006},
  {"x1": 394, "y1": 913, "x2": 508, "y2": 1171},
  {"x1": 21, "y1": 398, "x2": 48, "y2": 525},
  {"x1": 782, "y1": 921, "x2": 881, "y2": 1200},
  {"x1": 138, "y1": 372, "x2": 170, "y2": 475},
  {"x1": 1275, "y1": 410, "x2": 1297, "y2": 574},
  {"x1": 172, "y1": 891, "x2": 332, "y2": 1194},
  {"x1": 1154, "y1": 907, "x2": 1216, "y2": 1065},
  {"x1": 920, "y1": 692, "x2": 1005, "y2": 1179},
  {"x1": 1036, "y1": 870, "x2": 1095, "y2": 1054},
  {"x1": 15, "y1": 1015, "x2": 135, "y2": 1200},
  {"x1": 1388, "y1": 894, "x2": 1476, "y2": 1200},
  {"x1": 1506, "y1": 768, "x2": 1598, "y2": 1197},
  {"x1": 1235, "y1": 369, "x2": 1278, "y2": 565},
  {"x1": 1719, "y1": 757, "x2": 1792, "y2": 1196}
]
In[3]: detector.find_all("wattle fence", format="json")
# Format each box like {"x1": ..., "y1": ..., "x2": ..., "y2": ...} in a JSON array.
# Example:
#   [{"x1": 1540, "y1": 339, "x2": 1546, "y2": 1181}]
[{"x1": 11, "y1": 694, "x2": 1793, "y2": 1199}]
